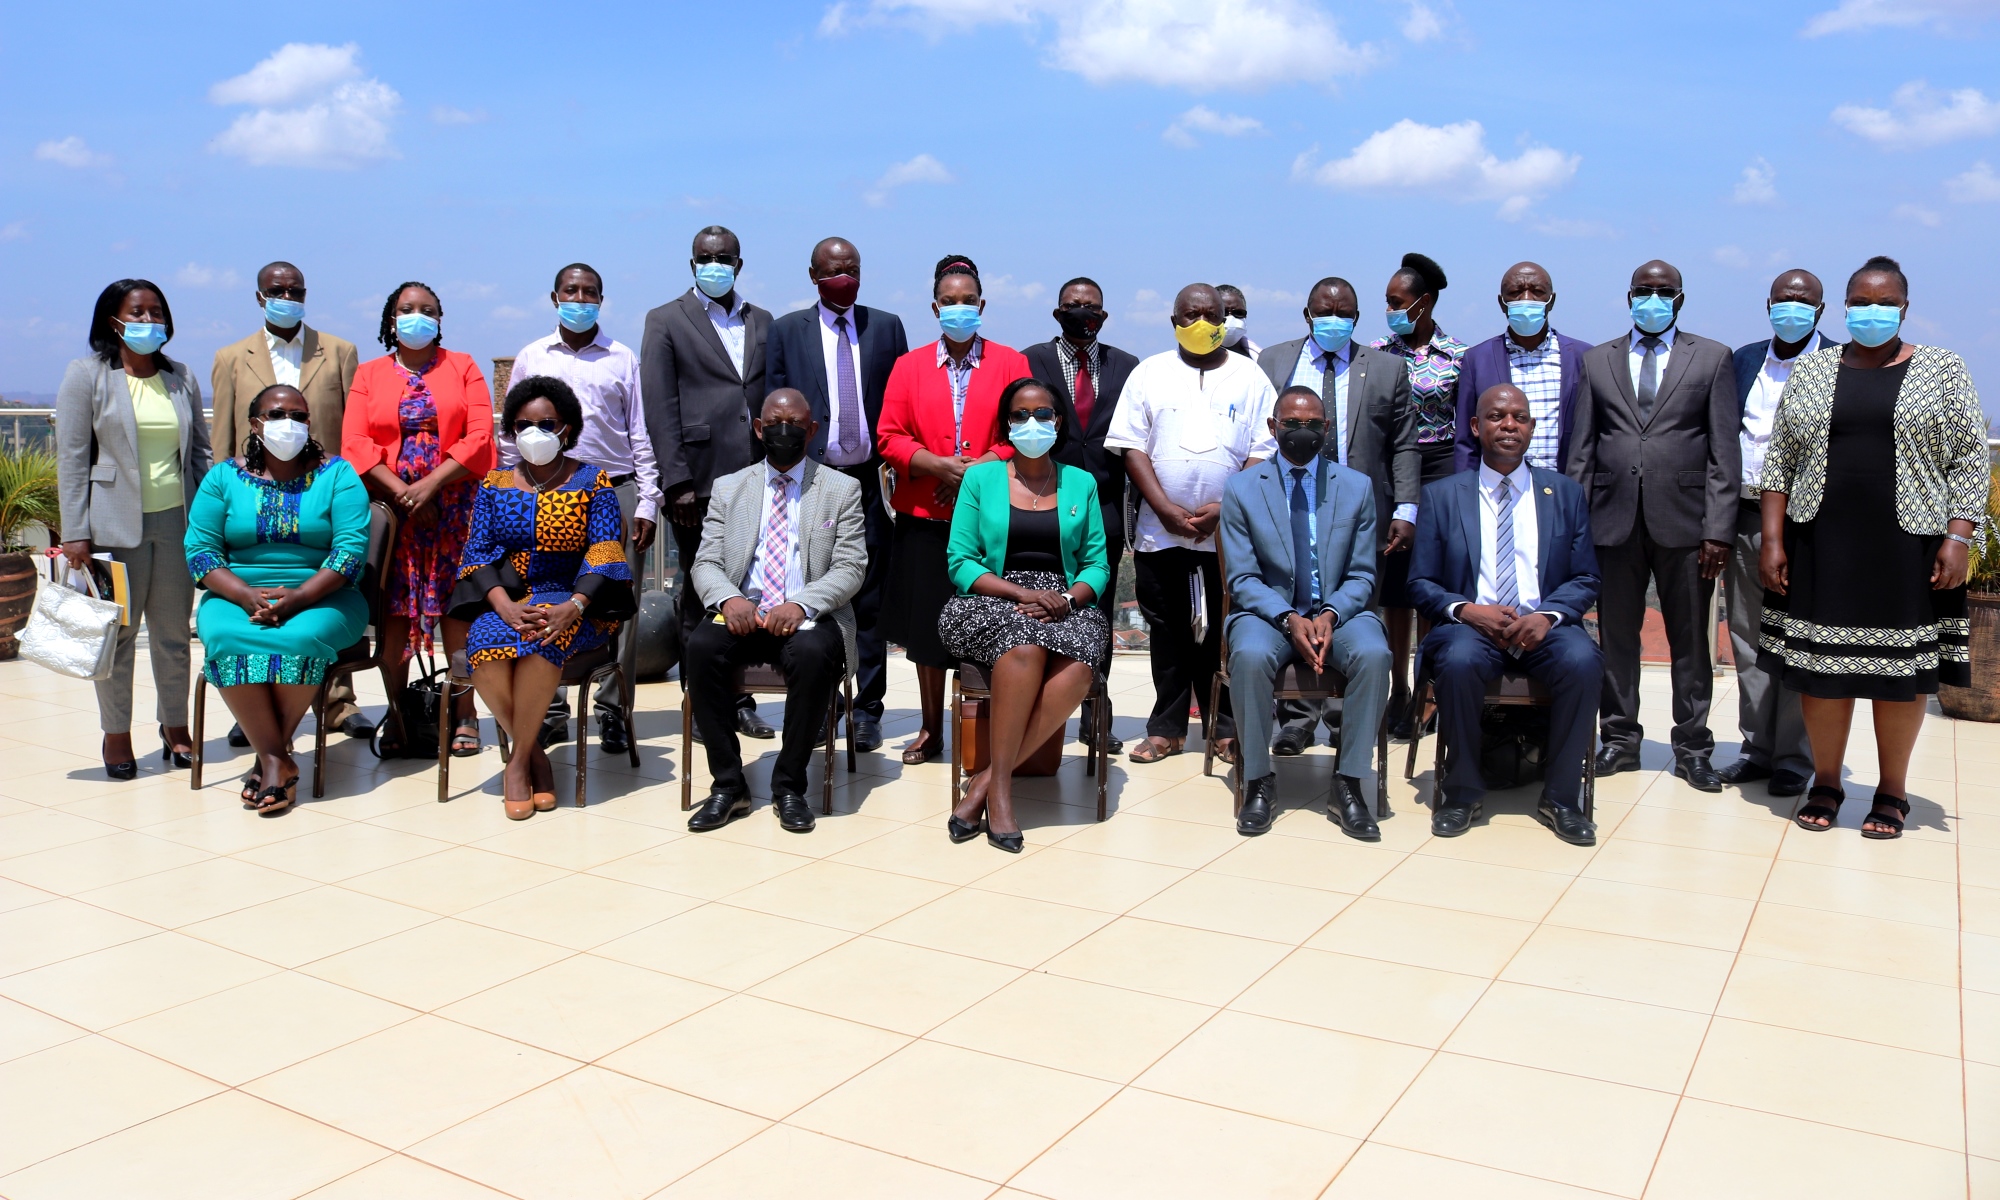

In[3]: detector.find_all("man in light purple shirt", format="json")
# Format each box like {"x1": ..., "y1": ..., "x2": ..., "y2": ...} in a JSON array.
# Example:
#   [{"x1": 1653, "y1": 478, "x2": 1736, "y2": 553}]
[{"x1": 504, "y1": 262, "x2": 659, "y2": 753}]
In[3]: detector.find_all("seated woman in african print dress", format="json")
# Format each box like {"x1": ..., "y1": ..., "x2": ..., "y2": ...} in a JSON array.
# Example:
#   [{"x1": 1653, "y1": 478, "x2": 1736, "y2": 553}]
[
  {"x1": 448, "y1": 377, "x2": 635, "y2": 820},
  {"x1": 185, "y1": 384, "x2": 370, "y2": 817}
]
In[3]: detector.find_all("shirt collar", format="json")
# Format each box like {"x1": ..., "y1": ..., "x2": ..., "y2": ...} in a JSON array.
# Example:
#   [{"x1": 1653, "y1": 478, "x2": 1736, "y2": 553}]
[
  {"x1": 1765, "y1": 330, "x2": 1824, "y2": 366},
  {"x1": 263, "y1": 327, "x2": 304, "y2": 354},
  {"x1": 765, "y1": 459, "x2": 804, "y2": 490},
  {"x1": 1478, "y1": 458, "x2": 1532, "y2": 495},
  {"x1": 818, "y1": 301, "x2": 855, "y2": 331},
  {"x1": 1307, "y1": 340, "x2": 1350, "y2": 368},
  {"x1": 1505, "y1": 327, "x2": 1559, "y2": 355},
  {"x1": 1055, "y1": 336, "x2": 1096, "y2": 366},
  {"x1": 1629, "y1": 327, "x2": 1676, "y2": 352},
  {"x1": 545, "y1": 326, "x2": 611, "y2": 354},
  {"x1": 937, "y1": 336, "x2": 984, "y2": 369},
  {"x1": 701, "y1": 290, "x2": 742, "y2": 319}
]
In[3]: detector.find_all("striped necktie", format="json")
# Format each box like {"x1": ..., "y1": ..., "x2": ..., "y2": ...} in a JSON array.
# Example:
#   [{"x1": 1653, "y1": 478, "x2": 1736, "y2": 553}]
[{"x1": 1493, "y1": 475, "x2": 1520, "y2": 610}]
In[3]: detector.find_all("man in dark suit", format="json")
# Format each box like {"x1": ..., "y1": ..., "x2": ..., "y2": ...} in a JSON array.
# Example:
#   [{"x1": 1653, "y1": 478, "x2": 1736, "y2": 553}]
[
  {"x1": 1568, "y1": 259, "x2": 1740, "y2": 790},
  {"x1": 1256, "y1": 276, "x2": 1417, "y2": 755},
  {"x1": 1451, "y1": 261, "x2": 1592, "y2": 474},
  {"x1": 1720, "y1": 268, "x2": 1831, "y2": 796},
  {"x1": 1411, "y1": 384, "x2": 1604, "y2": 845},
  {"x1": 765, "y1": 236, "x2": 909, "y2": 752},
  {"x1": 642, "y1": 224, "x2": 776, "y2": 740},
  {"x1": 1026, "y1": 276, "x2": 1139, "y2": 753}
]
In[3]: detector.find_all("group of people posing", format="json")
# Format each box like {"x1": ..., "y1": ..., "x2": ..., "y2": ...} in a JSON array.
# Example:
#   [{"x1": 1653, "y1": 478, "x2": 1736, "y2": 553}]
[{"x1": 52, "y1": 236, "x2": 1986, "y2": 848}]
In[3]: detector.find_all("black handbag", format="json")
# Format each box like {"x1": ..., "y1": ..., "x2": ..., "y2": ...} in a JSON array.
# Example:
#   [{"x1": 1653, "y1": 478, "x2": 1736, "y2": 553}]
[
  {"x1": 372, "y1": 653, "x2": 446, "y2": 760},
  {"x1": 1479, "y1": 705, "x2": 1552, "y2": 790}
]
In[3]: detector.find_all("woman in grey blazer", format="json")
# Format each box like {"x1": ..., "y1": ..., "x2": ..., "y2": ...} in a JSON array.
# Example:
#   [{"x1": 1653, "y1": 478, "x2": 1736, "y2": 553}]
[{"x1": 56, "y1": 279, "x2": 213, "y2": 779}]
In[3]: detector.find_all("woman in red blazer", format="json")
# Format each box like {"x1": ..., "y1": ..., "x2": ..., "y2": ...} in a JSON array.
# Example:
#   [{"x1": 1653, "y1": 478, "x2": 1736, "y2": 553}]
[
  {"x1": 876, "y1": 255, "x2": 1030, "y2": 763},
  {"x1": 341, "y1": 281, "x2": 495, "y2": 755}
]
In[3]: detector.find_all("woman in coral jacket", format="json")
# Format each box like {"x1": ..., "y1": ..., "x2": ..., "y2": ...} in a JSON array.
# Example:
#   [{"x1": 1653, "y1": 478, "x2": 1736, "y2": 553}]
[
  {"x1": 341, "y1": 281, "x2": 495, "y2": 756},
  {"x1": 875, "y1": 254, "x2": 1031, "y2": 765}
]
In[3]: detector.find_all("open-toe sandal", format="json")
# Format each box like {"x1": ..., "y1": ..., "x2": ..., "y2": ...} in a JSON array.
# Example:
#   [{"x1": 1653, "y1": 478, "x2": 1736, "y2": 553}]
[
  {"x1": 1861, "y1": 794, "x2": 1908, "y2": 840},
  {"x1": 1211, "y1": 738, "x2": 1239, "y2": 767},
  {"x1": 1128, "y1": 737, "x2": 1182, "y2": 764},
  {"x1": 1793, "y1": 785, "x2": 1843, "y2": 832},
  {"x1": 901, "y1": 731, "x2": 942, "y2": 766},
  {"x1": 451, "y1": 720, "x2": 482, "y2": 758},
  {"x1": 239, "y1": 770, "x2": 264, "y2": 808},
  {"x1": 253, "y1": 779, "x2": 297, "y2": 818}
]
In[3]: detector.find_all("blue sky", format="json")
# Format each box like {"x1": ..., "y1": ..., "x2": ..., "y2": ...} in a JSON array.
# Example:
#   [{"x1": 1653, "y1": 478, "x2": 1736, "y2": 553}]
[{"x1": 3, "y1": 0, "x2": 1997, "y2": 420}]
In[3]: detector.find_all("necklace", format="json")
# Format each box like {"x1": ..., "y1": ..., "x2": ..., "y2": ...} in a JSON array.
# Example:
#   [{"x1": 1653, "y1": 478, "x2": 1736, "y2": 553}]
[
  {"x1": 523, "y1": 460, "x2": 565, "y2": 493},
  {"x1": 1015, "y1": 463, "x2": 1056, "y2": 510}
]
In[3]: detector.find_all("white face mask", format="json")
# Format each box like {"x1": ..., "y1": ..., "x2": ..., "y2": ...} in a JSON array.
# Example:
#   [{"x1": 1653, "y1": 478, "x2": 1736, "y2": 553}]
[
  {"x1": 1222, "y1": 314, "x2": 1246, "y2": 346},
  {"x1": 260, "y1": 418, "x2": 309, "y2": 461},
  {"x1": 515, "y1": 425, "x2": 563, "y2": 466}
]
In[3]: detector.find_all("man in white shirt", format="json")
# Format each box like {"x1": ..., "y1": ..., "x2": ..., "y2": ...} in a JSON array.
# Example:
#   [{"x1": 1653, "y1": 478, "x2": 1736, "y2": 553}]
[
  {"x1": 1409, "y1": 385, "x2": 1605, "y2": 845},
  {"x1": 1718, "y1": 269, "x2": 1827, "y2": 796},
  {"x1": 507, "y1": 263, "x2": 661, "y2": 754},
  {"x1": 1105, "y1": 283, "x2": 1277, "y2": 765}
]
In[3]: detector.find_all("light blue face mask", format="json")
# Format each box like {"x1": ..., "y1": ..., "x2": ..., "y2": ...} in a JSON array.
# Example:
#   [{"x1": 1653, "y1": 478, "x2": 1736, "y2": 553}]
[
  {"x1": 557, "y1": 302, "x2": 599, "y2": 333},
  {"x1": 1009, "y1": 417, "x2": 1058, "y2": 459},
  {"x1": 1767, "y1": 301, "x2": 1819, "y2": 345},
  {"x1": 262, "y1": 297, "x2": 304, "y2": 329},
  {"x1": 395, "y1": 312, "x2": 440, "y2": 349},
  {"x1": 938, "y1": 303, "x2": 982, "y2": 341},
  {"x1": 694, "y1": 262, "x2": 735, "y2": 300},
  {"x1": 1385, "y1": 305, "x2": 1417, "y2": 337},
  {"x1": 1506, "y1": 301, "x2": 1548, "y2": 338},
  {"x1": 1845, "y1": 304, "x2": 1903, "y2": 348},
  {"x1": 1630, "y1": 293, "x2": 1676, "y2": 335},
  {"x1": 118, "y1": 321, "x2": 168, "y2": 354},
  {"x1": 1309, "y1": 315, "x2": 1354, "y2": 353}
]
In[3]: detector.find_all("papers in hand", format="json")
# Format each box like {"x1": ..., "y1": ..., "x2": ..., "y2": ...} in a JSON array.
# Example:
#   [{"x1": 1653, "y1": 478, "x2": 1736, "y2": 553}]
[{"x1": 1189, "y1": 571, "x2": 1208, "y2": 642}]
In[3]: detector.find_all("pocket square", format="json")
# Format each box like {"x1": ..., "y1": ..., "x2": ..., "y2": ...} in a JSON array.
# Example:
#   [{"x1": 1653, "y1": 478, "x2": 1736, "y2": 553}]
[{"x1": 821, "y1": 519, "x2": 835, "y2": 528}]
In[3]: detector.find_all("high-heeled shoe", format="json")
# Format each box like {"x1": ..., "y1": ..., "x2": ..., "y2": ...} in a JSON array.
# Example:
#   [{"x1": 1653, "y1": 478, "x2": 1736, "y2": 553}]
[
  {"x1": 946, "y1": 814, "x2": 984, "y2": 844},
  {"x1": 102, "y1": 737, "x2": 137, "y2": 781},
  {"x1": 158, "y1": 725, "x2": 191, "y2": 770},
  {"x1": 985, "y1": 827, "x2": 1024, "y2": 854}
]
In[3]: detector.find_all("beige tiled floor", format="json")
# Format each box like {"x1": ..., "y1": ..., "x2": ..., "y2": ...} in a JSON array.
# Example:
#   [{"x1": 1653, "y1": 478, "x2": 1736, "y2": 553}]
[{"x1": 1, "y1": 646, "x2": 1994, "y2": 1198}]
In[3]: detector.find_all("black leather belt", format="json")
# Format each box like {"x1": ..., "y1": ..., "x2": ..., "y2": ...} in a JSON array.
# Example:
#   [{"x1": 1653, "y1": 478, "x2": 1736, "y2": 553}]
[{"x1": 607, "y1": 472, "x2": 635, "y2": 486}]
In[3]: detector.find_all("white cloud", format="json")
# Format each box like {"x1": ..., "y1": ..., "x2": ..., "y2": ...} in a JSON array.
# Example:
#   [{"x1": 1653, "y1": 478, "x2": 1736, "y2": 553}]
[
  {"x1": 1946, "y1": 161, "x2": 2000, "y2": 201},
  {"x1": 1712, "y1": 246, "x2": 1752, "y2": 269},
  {"x1": 207, "y1": 43, "x2": 400, "y2": 169},
  {"x1": 490, "y1": 306, "x2": 531, "y2": 321},
  {"x1": 1397, "y1": 0, "x2": 1445, "y2": 41},
  {"x1": 1162, "y1": 105, "x2": 1264, "y2": 148},
  {"x1": 982, "y1": 275, "x2": 1048, "y2": 302},
  {"x1": 431, "y1": 105, "x2": 487, "y2": 126},
  {"x1": 826, "y1": 0, "x2": 1375, "y2": 90},
  {"x1": 1831, "y1": 81, "x2": 2000, "y2": 148},
  {"x1": 33, "y1": 136, "x2": 110, "y2": 169},
  {"x1": 1733, "y1": 157, "x2": 1779, "y2": 204},
  {"x1": 1803, "y1": 0, "x2": 2000, "y2": 36},
  {"x1": 1894, "y1": 202, "x2": 1943, "y2": 226},
  {"x1": 864, "y1": 153, "x2": 955, "y2": 206},
  {"x1": 174, "y1": 263, "x2": 241, "y2": 289},
  {"x1": 1294, "y1": 119, "x2": 1578, "y2": 217},
  {"x1": 1532, "y1": 216, "x2": 1618, "y2": 238},
  {"x1": 0, "y1": 221, "x2": 25, "y2": 242}
]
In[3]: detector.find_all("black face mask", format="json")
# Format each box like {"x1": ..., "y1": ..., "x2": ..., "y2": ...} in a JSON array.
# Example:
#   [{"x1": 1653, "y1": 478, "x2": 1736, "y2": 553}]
[
  {"x1": 1054, "y1": 306, "x2": 1105, "y2": 341},
  {"x1": 1278, "y1": 426, "x2": 1326, "y2": 465},
  {"x1": 761, "y1": 422, "x2": 808, "y2": 467}
]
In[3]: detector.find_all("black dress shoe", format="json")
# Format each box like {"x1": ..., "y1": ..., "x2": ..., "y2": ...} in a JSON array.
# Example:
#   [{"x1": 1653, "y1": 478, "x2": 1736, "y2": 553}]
[
  {"x1": 338, "y1": 713, "x2": 377, "y2": 740},
  {"x1": 539, "y1": 718, "x2": 570, "y2": 749},
  {"x1": 772, "y1": 792, "x2": 816, "y2": 833},
  {"x1": 1270, "y1": 728, "x2": 1310, "y2": 758},
  {"x1": 947, "y1": 813, "x2": 984, "y2": 843},
  {"x1": 737, "y1": 706, "x2": 776, "y2": 740},
  {"x1": 597, "y1": 710, "x2": 630, "y2": 755},
  {"x1": 103, "y1": 758, "x2": 138, "y2": 781},
  {"x1": 157, "y1": 726, "x2": 191, "y2": 770},
  {"x1": 227, "y1": 722, "x2": 250, "y2": 749},
  {"x1": 687, "y1": 792, "x2": 752, "y2": 832},
  {"x1": 1768, "y1": 769, "x2": 1809, "y2": 797},
  {"x1": 1594, "y1": 746, "x2": 1640, "y2": 776},
  {"x1": 1431, "y1": 799, "x2": 1480, "y2": 837},
  {"x1": 1237, "y1": 774, "x2": 1277, "y2": 836},
  {"x1": 852, "y1": 713, "x2": 883, "y2": 752},
  {"x1": 986, "y1": 826, "x2": 1025, "y2": 853},
  {"x1": 1715, "y1": 758, "x2": 1772, "y2": 786},
  {"x1": 1329, "y1": 774, "x2": 1380, "y2": 842},
  {"x1": 1387, "y1": 710, "x2": 1416, "y2": 742},
  {"x1": 1535, "y1": 799, "x2": 1597, "y2": 845},
  {"x1": 1673, "y1": 755, "x2": 1723, "y2": 792}
]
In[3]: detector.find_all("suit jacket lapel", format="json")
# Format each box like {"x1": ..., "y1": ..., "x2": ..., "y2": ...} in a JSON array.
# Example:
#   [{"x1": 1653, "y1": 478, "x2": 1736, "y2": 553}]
[
  {"x1": 1606, "y1": 336, "x2": 1639, "y2": 420},
  {"x1": 1344, "y1": 350, "x2": 1368, "y2": 461},
  {"x1": 1313, "y1": 458, "x2": 1335, "y2": 588},
  {"x1": 1531, "y1": 468, "x2": 1555, "y2": 591},
  {"x1": 681, "y1": 291, "x2": 741, "y2": 384},
  {"x1": 1259, "y1": 463, "x2": 1293, "y2": 582},
  {"x1": 1645, "y1": 330, "x2": 1697, "y2": 428},
  {"x1": 245, "y1": 332, "x2": 277, "y2": 390},
  {"x1": 297, "y1": 327, "x2": 325, "y2": 393},
  {"x1": 1456, "y1": 472, "x2": 1481, "y2": 596},
  {"x1": 801, "y1": 309, "x2": 832, "y2": 414}
]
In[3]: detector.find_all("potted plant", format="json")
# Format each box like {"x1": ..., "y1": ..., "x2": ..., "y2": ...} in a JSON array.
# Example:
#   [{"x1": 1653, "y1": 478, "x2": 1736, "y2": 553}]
[
  {"x1": 0, "y1": 448, "x2": 60, "y2": 660},
  {"x1": 1939, "y1": 463, "x2": 2000, "y2": 722}
]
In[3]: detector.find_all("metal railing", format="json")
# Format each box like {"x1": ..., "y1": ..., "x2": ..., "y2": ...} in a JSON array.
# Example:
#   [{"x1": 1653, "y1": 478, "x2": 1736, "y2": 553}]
[{"x1": 0, "y1": 408, "x2": 55, "y2": 454}]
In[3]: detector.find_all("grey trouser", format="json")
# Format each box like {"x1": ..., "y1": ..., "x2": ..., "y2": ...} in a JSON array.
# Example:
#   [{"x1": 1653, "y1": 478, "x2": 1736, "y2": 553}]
[
  {"x1": 98, "y1": 507, "x2": 193, "y2": 733},
  {"x1": 1232, "y1": 611, "x2": 1390, "y2": 784},
  {"x1": 550, "y1": 480, "x2": 641, "y2": 720},
  {"x1": 1726, "y1": 500, "x2": 1811, "y2": 775}
]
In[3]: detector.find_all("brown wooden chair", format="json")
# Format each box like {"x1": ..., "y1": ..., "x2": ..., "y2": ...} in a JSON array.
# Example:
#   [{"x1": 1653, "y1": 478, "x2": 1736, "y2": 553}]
[
  {"x1": 680, "y1": 664, "x2": 855, "y2": 814},
  {"x1": 440, "y1": 625, "x2": 639, "y2": 806},
  {"x1": 1403, "y1": 672, "x2": 1596, "y2": 818},
  {"x1": 951, "y1": 661, "x2": 1110, "y2": 822},
  {"x1": 192, "y1": 500, "x2": 400, "y2": 798}
]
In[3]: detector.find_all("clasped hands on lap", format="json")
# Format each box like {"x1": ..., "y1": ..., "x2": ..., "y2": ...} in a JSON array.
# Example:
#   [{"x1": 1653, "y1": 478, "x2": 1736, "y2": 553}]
[
  {"x1": 1456, "y1": 603, "x2": 1555, "y2": 653},
  {"x1": 717, "y1": 596, "x2": 810, "y2": 638}
]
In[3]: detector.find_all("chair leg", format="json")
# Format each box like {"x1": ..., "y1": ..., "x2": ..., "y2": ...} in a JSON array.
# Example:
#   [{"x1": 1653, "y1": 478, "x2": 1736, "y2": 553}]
[
  {"x1": 843, "y1": 673, "x2": 855, "y2": 774},
  {"x1": 311, "y1": 676, "x2": 333, "y2": 799},
  {"x1": 681, "y1": 682, "x2": 694, "y2": 811},
  {"x1": 575, "y1": 674, "x2": 590, "y2": 807},
  {"x1": 1376, "y1": 718, "x2": 1390, "y2": 820},
  {"x1": 822, "y1": 689, "x2": 836, "y2": 816},
  {"x1": 190, "y1": 676, "x2": 206, "y2": 791},
  {"x1": 949, "y1": 672, "x2": 962, "y2": 804},
  {"x1": 436, "y1": 674, "x2": 452, "y2": 804},
  {"x1": 1584, "y1": 730, "x2": 1596, "y2": 820},
  {"x1": 1094, "y1": 679, "x2": 1108, "y2": 822},
  {"x1": 1201, "y1": 674, "x2": 1219, "y2": 779},
  {"x1": 1403, "y1": 683, "x2": 1426, "y2": 780},
  {"x1": 1430, "y1": 709, "x2": 1446, "y2": 811}
]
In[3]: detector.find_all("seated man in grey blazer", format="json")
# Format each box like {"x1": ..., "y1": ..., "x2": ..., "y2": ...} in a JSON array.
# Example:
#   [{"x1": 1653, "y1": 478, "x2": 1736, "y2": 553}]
[
  {"x1": 1220, "y1": 385, "x2": 1392, "y2": 841},
  {"x1": 684, "y1": 390, "x2": 867, "y2": 835}
]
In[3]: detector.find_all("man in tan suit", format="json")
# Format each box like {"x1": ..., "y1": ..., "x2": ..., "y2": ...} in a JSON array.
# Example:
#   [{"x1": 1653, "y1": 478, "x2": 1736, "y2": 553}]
[{"x1": 210, "y1": 260, "x2": 371, "y2": 739}]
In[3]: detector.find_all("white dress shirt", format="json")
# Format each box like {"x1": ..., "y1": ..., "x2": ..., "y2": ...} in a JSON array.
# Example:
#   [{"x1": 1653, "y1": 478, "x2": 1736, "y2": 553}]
[
  {"x1": 1741, "y1": 330, "x2": 1825, "y2": 497},
  {"x1": 1287, "y1": 340, "x2": 1418, "y2": 525},
  {"x1": 264, "y1": 328, "x2": 303, "y2": 388},
  {"x1": 1627, "y1": 327, "x2": 1674, "y2": 393},
  {"x1": 742, "y1": 460, "x2": 811, "y2": 615},
  {"x1": 1450, "y1": 460, "x2": 1563, "y2": 626},
  {"x1": 701, "y1": 290, "x2": 748, "y2": 379},
  {"x1": 1104, "y1": 349, "x2": 1277, "y2": 552},
  {"x1": 503, "y1": 328, "x2": 663, "y2": 522},
  {"x1": 817, "y1": 301, "x2": 869, "y2": 467}
]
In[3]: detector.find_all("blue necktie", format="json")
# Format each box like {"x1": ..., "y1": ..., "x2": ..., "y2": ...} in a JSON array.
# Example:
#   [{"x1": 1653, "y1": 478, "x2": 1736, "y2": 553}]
[
  {"x1": 1493, "y1": 475, "x2": 1520, "y2": 610},
  {"x1": 1290, "y1": 468, "x2": 1315, "y2": 611},
  {"x1": 835, "y1": 315, "x2": 862, "y2": 456}
]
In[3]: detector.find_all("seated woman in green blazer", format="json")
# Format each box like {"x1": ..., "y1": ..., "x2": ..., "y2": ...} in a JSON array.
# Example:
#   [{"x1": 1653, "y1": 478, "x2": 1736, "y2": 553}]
[{"x1": 940, "y1": 378, "x2": 1110, "y2": 851}]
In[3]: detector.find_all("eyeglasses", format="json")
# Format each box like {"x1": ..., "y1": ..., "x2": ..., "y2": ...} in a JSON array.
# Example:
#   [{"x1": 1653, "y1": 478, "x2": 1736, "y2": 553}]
[
  {"x1": 512, "y1": 419, "x2": 563, "y2": 433},
  {"x1": 1277, "y1": 418, "x2": 1327, "y2": 432},
  {"x1": 1630, "y1": 286, "x2": 1681, "y2": 299},
  {"x1": 259, "y1": 286, "x2": 306, "y2": 300},
  {"x1": 258, "y1": 411, "x2": 309, "y2": 424},
  {"x1": 1006, "y1": 407, "x2": 1057, "y2": 425}
]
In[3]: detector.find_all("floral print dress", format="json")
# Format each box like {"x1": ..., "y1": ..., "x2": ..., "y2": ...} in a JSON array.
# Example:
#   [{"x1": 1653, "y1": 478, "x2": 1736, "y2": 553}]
[{"x1": 384, "y1": 359, "x2": 477, "y2": 660}]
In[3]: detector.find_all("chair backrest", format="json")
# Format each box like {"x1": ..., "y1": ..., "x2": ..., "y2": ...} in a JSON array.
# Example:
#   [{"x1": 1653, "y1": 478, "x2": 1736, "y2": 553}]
[{"x1": 359, "y1": 500, "x2": 401, "y2": 625}]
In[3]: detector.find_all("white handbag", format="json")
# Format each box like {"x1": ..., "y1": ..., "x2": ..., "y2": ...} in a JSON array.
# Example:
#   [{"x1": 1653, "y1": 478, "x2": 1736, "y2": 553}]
[{"x1": 19, "y1": 560, "x2": 120, "y2": 681}]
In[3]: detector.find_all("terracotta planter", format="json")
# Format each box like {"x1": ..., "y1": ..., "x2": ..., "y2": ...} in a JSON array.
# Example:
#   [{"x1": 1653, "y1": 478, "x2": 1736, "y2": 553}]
[
  {"x1": 0, "y1": 551, "x2": 36, "y2": 661},
  {"x1": 1940, "y1": 592, "x2": 2000, "y2": 722}
]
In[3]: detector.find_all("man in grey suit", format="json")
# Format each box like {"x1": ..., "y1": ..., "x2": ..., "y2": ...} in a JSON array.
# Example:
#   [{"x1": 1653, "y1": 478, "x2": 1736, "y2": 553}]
[
  {"x1": 683, "y1": 390, "x2": 867, "y2": 835},
  {"x1": 1569, "y1": 259, "x2": 1740, "y2": 791},
  {"x1": 1221, "y1": 386, "x2": 1391, "y2": 841},
  {"x1": 1256, "y1": 276, "x2": 1417, "y2": 755},
  {"x1": 642, "y1": 224, "x2": 776, "y2": 739}
]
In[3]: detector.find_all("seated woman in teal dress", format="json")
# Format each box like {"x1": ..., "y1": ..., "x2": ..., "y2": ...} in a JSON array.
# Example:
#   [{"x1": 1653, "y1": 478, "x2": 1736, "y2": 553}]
[
  {"x1": 448, "y1": 376, "x2": 634, "y2": 820},
  {"x1": 184, "y1": 384, "x2": 370, "y2": 816}
]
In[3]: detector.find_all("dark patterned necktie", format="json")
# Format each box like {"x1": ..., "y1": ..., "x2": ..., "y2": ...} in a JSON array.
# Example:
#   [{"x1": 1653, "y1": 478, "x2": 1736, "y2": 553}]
[
  {"x1": 1636, "y1": 335, "x2": 1662, "y2": 423},
  {"x1": 1290, "y1": 468, "x2": 1314, "y2": 611},
  {"x1": 835, "y1": 315, "x2": 862, "y2": 457}
]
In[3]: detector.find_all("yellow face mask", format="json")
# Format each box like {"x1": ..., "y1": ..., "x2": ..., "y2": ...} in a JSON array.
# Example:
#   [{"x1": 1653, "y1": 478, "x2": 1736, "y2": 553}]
[{"x1": 1174, "y1": 318, "x2": 1225, "y2": 355}]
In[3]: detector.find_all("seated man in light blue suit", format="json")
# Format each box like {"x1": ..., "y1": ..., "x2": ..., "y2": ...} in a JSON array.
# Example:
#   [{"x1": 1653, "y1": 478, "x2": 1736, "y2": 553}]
[{"x1": 1221, "y1": 385, "x2": 1391, "y2": 841}]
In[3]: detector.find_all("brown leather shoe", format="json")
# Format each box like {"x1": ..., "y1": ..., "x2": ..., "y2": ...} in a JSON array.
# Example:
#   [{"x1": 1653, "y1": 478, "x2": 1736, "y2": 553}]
[
  {"x1": 532, "y1": 791, "x2": 557, "y2": 812},
  {"x1": 504, "y1": 799, "x2": 535, "y2": 820}
]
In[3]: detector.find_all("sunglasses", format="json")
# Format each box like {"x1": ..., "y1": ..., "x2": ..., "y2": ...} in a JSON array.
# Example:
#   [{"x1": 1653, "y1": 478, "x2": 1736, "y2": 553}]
[
  {"x1": 1006, "y1": 407, "x2": 1058, "y2": 425},
  {"x1": 1277, "y1": 418, "x2": 1327, "y2": 432},
  {"x1": 258, "y1": 411, "x2": 309, "y2": 424},
  {"x1": 512, "y1": 419, "x2": 564, "y2": 434}
]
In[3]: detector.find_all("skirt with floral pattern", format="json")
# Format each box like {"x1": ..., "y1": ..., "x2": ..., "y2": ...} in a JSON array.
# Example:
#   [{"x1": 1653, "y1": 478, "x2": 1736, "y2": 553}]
[{"x1": 938, "y1": 570, "x2": 1110, "y2": 680}]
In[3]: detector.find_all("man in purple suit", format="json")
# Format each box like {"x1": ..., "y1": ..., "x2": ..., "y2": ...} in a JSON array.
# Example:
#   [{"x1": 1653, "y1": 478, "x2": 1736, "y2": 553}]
[{"x1": 1451, "y1": 262, "x2": 1593, "y2": 474}]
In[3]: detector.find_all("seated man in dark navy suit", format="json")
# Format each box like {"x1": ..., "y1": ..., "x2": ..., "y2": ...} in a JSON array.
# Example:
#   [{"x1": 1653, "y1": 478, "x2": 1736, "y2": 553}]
[{"x1": 1409, "y1": 384, "x2": 1604, "y2": 845}]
